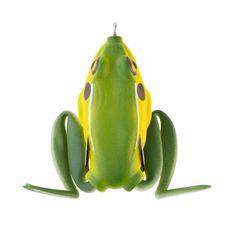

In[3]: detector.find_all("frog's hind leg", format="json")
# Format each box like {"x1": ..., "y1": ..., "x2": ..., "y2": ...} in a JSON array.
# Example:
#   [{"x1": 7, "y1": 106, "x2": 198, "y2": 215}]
[
  {"x1": 136, "y1": 111, "x2": 163, "y2": 190},
  {"x1": 153, "y1": 110, "x2": 210, "y2": 198},
  {"x1": 24, "y1": 111, "x2": 94, "y2": 198}
]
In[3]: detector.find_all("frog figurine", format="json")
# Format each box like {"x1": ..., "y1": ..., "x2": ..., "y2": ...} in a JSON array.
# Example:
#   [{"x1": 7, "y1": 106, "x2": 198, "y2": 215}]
[{"x1": 24, "y1": 23, "x2": 210, "y2": 198}]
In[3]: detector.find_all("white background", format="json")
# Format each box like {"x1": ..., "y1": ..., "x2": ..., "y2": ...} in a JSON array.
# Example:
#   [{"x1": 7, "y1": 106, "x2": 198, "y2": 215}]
[{"x1": 0, "y1": 0, "x2": 234, "y2": 227}]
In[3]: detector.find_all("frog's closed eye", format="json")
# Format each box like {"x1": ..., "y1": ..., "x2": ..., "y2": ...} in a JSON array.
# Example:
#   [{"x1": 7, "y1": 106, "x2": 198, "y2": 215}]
[
  {"x1": 91, "y1": 58, "x2": 100, "y2": 75},
  {"x1": 127, "y1": 57, "x2": 137, "y2": 76}
]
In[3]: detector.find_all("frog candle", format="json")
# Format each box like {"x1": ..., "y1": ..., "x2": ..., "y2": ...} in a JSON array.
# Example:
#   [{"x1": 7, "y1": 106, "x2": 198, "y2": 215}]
[{"x1": 24, "y1": 24, "x2": 210, "y2": 198}]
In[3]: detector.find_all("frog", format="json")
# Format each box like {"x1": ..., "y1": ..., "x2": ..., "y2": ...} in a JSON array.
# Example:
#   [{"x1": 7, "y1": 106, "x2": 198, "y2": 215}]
[{"x1": 24, "y1": 23, "x2": 210, "y2": 198}]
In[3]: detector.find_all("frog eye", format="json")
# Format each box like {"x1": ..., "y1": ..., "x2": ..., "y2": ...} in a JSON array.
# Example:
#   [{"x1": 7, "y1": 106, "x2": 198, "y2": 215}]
[
  {"x1": 127, "y1": 57, "x2": 137, "y2": 76},
  {"x1": 137, "y1": 83, "x2": 145, "y2": 100},
  {"x1": 84, "y1": 83, "x2": 91, "y2": 100},
  {"x1": 91, "y1": 58, "x2": 100, "y2": 75}
]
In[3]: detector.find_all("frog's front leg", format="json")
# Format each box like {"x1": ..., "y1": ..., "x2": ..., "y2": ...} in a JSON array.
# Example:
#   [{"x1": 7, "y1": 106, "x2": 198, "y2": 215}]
[
  {"x1": 138, "y1": 110, "x2": 210, "y2": 198},
  {"x1": 24, "y1": 111, "x2": 94, "y2": 198}
]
